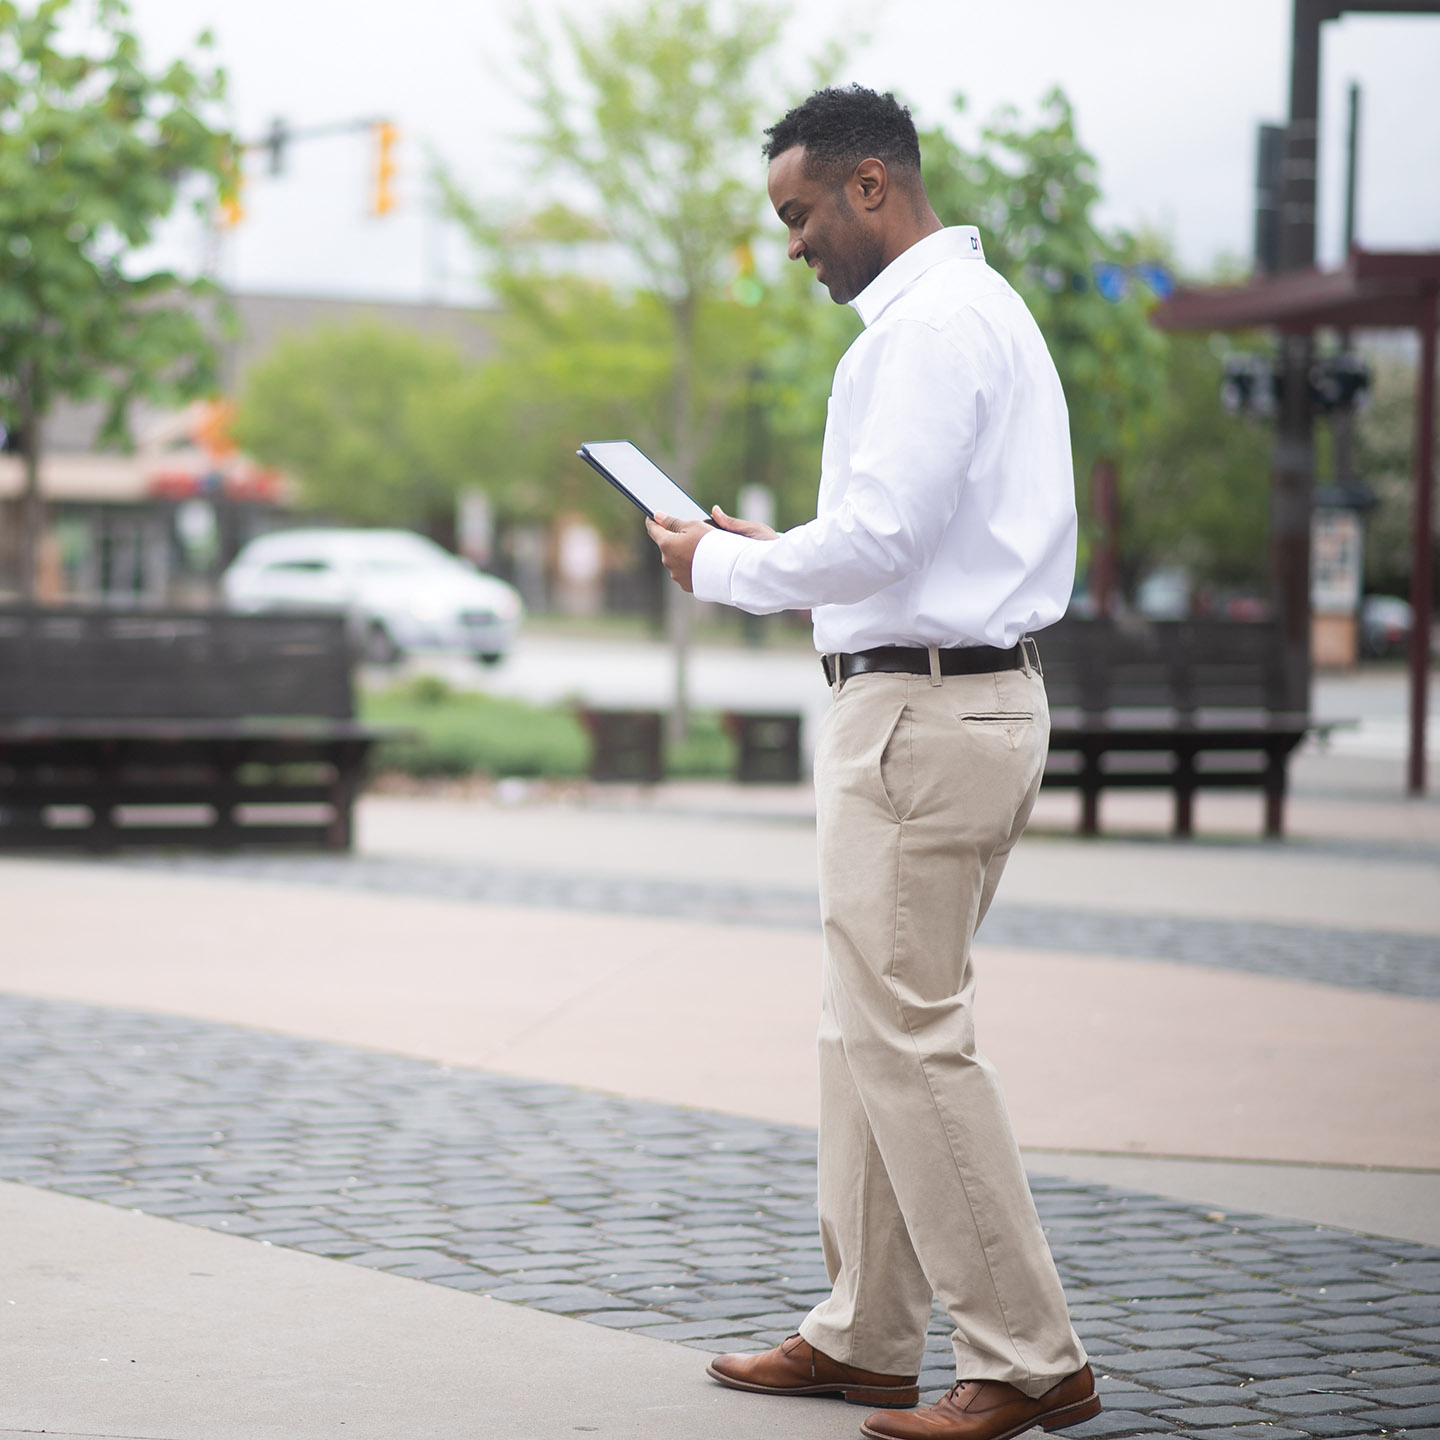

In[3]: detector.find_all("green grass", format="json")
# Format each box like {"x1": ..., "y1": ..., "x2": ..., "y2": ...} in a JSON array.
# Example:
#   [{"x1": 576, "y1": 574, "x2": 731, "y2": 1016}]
[{"x1": 361, "y1": 675, "x2": 733, "y2": 780}]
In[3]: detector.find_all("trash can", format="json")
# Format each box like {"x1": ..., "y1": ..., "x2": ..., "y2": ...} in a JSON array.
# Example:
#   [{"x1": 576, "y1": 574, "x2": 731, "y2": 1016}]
[
  {"x1": 724, "y1": 712, "x2": 803, "y2": 784},
  {"x1": 580, "y1": 708, "x2": 664, "y2": 783}
]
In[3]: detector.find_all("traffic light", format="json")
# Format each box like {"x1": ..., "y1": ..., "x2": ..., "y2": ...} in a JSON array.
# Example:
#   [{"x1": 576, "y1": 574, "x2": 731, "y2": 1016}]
[
  {"x1": 730, "y1": 242, "x2": 763, "y2": 306},
  {"x1": 371, "y1": 121, "x2": 398, "y2": 216},
  {"x1": 1220, "y1": 354, "x2": 1279, "y2": 417},
  {"x1": 1220, "y1": 351, "x2": 1371, "y2": 418},
  {"x1": 194, "y1": 399, "x2": 238, "y2": 459},
  {"x1": 218, "y1": 151, "x2": 245, "y2": 228},
  {"x1": 1309, "y1": 353, "x2": 1371, "y2": 414}
]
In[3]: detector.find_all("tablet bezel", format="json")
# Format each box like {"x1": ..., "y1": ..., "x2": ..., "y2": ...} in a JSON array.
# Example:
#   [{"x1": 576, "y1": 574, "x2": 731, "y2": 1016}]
[{"x1": 577, "y1": 441, "x2": 713, "y2": 525}]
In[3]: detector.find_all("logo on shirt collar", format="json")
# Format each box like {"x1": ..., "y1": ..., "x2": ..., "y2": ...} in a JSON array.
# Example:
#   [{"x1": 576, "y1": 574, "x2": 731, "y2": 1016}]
[{"x1": 971, "y1": 234, "x2": 978, "y2": 250}]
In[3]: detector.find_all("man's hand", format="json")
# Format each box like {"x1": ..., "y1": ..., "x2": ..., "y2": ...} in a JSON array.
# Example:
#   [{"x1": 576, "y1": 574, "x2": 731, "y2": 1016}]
[
  {"x1": 708, "y1": 504, "x2": 777, "y2": 541},
  {"x1": 645, "y1": 505, "x2": 776, "y2": 592}
]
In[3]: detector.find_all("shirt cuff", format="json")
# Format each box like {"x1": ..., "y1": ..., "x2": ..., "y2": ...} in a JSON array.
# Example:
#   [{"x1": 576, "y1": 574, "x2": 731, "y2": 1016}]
[{"x1": 691, "y1": 528, "x2": 750, "y2": 605}]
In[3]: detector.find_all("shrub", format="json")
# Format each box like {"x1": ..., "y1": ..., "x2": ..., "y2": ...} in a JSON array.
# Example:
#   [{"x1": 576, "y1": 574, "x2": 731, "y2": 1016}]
[{"x1": 360, "y1": 681, "x2": 732, "y2": 780}]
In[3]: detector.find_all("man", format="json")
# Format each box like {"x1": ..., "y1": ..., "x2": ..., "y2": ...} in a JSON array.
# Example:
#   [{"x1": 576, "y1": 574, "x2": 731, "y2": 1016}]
[{"x1": 646, "y1": 85, "x2": 1097, "y2": 1440}]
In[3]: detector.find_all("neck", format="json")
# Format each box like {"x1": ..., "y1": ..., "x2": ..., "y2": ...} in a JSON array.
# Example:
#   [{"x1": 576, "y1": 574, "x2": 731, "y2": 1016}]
[{"x1": 877, "y1": 204, "x2": 944, "y2": 273}]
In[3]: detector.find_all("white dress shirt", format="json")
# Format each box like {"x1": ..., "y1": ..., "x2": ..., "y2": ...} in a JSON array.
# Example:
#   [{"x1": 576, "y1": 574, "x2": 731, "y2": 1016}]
[{"x1": 691, "y1": 226, "x2": 1077, "y2": 652}]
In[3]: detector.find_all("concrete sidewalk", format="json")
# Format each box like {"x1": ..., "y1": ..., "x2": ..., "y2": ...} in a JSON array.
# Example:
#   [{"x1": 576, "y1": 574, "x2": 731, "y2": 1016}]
[{"x1": 3, "y1": 1181, "x2": 842, "y2": 1440}]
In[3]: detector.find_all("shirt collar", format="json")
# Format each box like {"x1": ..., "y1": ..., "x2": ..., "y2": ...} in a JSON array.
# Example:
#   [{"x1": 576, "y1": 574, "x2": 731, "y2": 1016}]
[{"x1": 850, "y1": 226, "x2": 985, "y2": 327}]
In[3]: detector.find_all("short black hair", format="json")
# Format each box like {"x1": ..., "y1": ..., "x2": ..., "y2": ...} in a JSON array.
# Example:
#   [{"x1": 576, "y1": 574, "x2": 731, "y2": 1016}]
[{"x1": 763, "y1": 85, "x2": 922, "y2": 185}]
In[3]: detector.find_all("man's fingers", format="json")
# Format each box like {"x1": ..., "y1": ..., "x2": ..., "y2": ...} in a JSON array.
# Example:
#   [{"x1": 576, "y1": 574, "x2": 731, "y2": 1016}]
[
  {"x1": 651, "y1": 510, "x2": 684, "y2": 533},
  {"x1": 711, "y1": 505, "x2": 776, "y2": 541}
]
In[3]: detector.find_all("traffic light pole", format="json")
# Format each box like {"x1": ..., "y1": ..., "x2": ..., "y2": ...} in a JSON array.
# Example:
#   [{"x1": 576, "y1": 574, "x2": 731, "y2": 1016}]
[
  {"x1": 220, "y1": 115, "x2": 400, "y2": 225},
  {"x1": 1273, "y1": 1, "x2": 1325, "y2": 716}
]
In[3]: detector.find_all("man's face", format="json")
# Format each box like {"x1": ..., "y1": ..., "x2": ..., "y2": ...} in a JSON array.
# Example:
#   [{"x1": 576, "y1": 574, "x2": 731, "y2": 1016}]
[{"x1": 767, "y1": 145, "x2": 884, "y2": 306}]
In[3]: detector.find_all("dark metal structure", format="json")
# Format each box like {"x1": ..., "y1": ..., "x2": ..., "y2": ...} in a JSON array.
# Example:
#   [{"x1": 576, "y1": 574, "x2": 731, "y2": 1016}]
[
  {"x1": 1149, "y1": 1, "x2": 1439, "y2": 796},
  {"x1": 1269, "y1": 2, "x2": 1440, "y2": 723},
  {"x1": 1151, "y1": 248, "x2": 1439, "y2": 794}
]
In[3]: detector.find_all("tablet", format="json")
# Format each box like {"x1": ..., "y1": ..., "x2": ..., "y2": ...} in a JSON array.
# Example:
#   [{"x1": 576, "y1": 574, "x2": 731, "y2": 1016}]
[{"x1": 577, "y1": 441, "x2": 712, "y2": 525}]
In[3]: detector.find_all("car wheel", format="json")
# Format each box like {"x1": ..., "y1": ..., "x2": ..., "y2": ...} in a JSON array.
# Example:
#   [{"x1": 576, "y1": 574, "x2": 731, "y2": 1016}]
[
  {"x1": 364, "y1": 622, "x2": 402, "y2": 666},
  {"x1": 476, "y1": 651, "x2": 503, "y2": 667}
]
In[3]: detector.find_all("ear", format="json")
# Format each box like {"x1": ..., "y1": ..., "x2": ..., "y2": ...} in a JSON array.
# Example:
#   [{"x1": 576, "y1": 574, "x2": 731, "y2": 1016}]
[{"x1": 853, "y1": 158, "x2": 888, "y2": 212}]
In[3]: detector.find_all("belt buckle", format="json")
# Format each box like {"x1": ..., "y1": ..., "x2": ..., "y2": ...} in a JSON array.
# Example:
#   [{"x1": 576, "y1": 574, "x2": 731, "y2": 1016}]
[{"x1": 1021, "y1": 636, "x2": 1043, "y2": 677}]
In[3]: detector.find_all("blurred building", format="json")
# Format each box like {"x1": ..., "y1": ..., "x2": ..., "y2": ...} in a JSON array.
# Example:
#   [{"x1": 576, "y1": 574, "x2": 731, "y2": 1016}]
[{"x1": 0, "y1": 292, "x2": 497, "y2": 607}]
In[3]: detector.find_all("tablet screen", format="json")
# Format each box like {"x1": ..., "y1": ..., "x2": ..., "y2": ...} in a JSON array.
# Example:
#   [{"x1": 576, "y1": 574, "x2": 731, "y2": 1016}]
[{"x1": 579, "y1": 441, "x2": 711, "y2": 524}]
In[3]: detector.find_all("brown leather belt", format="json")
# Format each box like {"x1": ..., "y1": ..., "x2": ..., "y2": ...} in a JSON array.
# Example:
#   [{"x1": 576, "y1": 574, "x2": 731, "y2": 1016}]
[{"x1": 821, "y1": 641, "x2": 1032, "y2": 687}]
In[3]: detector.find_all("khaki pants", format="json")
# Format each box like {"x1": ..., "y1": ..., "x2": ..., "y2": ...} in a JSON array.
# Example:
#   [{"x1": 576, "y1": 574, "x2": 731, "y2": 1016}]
[{"x1": 798, "y1": 664, "x2": 1087, "y2": 1398}]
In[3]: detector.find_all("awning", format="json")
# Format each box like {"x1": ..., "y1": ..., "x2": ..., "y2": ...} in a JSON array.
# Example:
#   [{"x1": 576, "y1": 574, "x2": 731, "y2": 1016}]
[{"x1": 1151, "y1": 249, "x2": 1440, "y2": 334}]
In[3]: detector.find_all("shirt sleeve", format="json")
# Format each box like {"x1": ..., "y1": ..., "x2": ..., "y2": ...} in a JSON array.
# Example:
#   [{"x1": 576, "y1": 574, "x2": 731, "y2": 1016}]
[{"x1": 692, "y1": 319, "x2": 987, "y2": 615}]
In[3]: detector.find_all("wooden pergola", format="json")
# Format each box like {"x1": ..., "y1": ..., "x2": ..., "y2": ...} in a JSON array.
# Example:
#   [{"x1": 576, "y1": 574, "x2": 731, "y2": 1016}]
[{"x1": 1150, "y1": 248, "x2": 1439, "y2": 795}]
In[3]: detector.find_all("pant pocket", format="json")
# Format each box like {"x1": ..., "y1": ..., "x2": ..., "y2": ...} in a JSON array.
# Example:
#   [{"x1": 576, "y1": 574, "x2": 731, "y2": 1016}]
[
  {"x1": 956, "y1": 712, "x2": 1035, "y2": 750},
  {"x1": 878, "y1": 703, "x2": 913, "y2": 822},
  {"x1": 819, "y1": 679, "x2": 911, "y2": 825}
]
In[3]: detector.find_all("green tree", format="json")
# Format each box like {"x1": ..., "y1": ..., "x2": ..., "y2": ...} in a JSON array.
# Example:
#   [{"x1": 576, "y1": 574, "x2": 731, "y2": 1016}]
[
  {"x1": 446, "y1": 0, "x2": 797, "y2": 735},
  {"x1": 1123, "y1": 333, "x2": 1273, "y2": 591},
  {"x1": 0, "y1": 0, "x2": 233, "y2": 599},
  {"x1": 918, "y1": 91, "x2": 1167, "y2": 595},
  {"x1": 434, "y1": 260, "x2": 853, "y2": 537},
  {"x1": 1359, "y1": 357, "x2": 1439, "y2": 602},
  {"x1": 233, "y1": 323, "x2": 474, "y2": 533}
]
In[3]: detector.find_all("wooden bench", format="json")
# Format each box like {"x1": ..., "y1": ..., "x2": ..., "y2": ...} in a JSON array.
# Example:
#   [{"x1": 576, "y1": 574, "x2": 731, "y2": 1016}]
[
  {"x1": 1035, "y1": 617, "x2": 1336, "y2": 838},
  {"x1": 0, "y1": 608, "x2": 388, "y2": 850}
]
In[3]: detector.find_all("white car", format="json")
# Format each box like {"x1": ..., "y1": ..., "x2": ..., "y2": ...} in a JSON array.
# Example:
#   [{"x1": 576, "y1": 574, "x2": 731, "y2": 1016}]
[{"x1": 222, "y1": 528, "x2": 524, "y2": 665}]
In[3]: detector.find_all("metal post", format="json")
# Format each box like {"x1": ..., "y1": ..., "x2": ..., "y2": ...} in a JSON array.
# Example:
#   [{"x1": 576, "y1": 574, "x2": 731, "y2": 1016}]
[
  {"x1": 1343, "y1": 82, "x2": 1360, "y2": 256},
  {"x1": 1332, "y1": 85, "x2": 1360, "y2": 495},
  {"x1": 1271, "y1": 0, "x2": 1326, "y2": 713},
  {"x1": 1408, "y1": 284, "x2": 1437, "y2": 795},
  {"x1": 1254, "y1": 124, "x2": 1285, "y2": 276},
  {"x1": 1280, "y1": 3, "x2": 1326, "y2": 274}
]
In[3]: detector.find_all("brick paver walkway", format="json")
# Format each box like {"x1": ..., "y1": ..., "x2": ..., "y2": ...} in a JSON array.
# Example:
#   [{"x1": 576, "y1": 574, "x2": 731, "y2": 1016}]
[{"x1": 3, "y1": 993, "x2": 1437, "y2": 1438}]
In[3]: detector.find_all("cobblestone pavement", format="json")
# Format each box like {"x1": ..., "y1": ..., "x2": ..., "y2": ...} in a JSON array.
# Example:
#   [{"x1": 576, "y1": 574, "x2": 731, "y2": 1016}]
[
  {"x1": 117, "y1": 852, "x2": 1440, "y2": 1001},
  {"x1": 4, "y1": 994, "x2": 1439, "y2": 1437}
]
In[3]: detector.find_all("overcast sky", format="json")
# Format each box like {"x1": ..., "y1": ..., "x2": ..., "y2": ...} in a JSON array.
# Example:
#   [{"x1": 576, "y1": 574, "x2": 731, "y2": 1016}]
[{"x1": 118, "y1": 0, "x2": 1440, "y2": 304}]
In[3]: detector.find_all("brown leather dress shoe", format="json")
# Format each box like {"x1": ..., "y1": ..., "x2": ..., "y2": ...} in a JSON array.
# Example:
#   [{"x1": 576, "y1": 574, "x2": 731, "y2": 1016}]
[
  {"x1": 859, "y1": 1364, "x2": 1100, "y2": 1440},
  {"x1": 706, "y1": 1334, "x2": 920, "y2": 1408}
]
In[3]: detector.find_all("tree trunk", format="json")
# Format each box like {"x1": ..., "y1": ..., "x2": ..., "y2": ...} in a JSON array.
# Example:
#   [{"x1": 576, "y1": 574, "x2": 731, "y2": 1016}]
[
  {"x1": 18, "y1": 376, "x2": 42, "y2": 605},
  {"x1": 665, "y1": 297, "x2": 698, "y2": 747},
  {"x1": 1089, "y1": 457, "x2": 1119, "y2": 617}
]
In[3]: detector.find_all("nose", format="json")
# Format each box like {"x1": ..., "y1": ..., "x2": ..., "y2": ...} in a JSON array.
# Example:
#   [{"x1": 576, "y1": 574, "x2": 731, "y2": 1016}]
[{"x1": 787, "y1": 234, "x2": 806, "y2": 263}]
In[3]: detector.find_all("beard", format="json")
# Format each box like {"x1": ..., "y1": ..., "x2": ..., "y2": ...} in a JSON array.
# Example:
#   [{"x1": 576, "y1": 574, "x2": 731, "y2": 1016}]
[{"x1": 815, "y1": 190, "x2": 888, "y2": 305}]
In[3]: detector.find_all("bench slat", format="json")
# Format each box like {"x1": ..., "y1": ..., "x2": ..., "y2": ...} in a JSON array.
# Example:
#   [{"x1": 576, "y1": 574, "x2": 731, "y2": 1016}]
[{"x1": 0, "y1": 608, "x2": 356, "y2": 720}]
